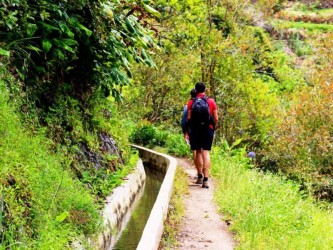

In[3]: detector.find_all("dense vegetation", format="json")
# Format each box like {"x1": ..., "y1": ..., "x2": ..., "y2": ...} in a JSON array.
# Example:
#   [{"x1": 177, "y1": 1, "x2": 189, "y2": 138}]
[
  {"x1": 1, "y1": 0, "x2": 333, "y2": 248},
  {"x1": 126, "y1": 0, "x2": 333, "y2": 200},
  {"x1": 212, "y1": 146, "x2": 333, "y2": 249},
  {"x1": 0, "y1": 0, "x2": 158, "y2": 248},
  {"x1": 0, "y1": 71, "x2": 100, "y2": 248}
]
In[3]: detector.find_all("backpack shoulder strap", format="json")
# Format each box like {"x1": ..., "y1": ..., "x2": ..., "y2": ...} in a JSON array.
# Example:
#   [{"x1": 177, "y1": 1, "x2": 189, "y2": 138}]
[
  {"x1": 202, "y1": 96, "x2": 210, "y2": 105},
  {"x1": 204, "y1": 96, "x2": 213, "y2": 114}
]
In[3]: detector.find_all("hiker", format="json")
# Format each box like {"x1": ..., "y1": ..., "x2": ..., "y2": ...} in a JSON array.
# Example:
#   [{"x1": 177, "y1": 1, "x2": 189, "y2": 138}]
[
  {"x1": 181, "y1": 88, "x2": 199, "y2": 174},
  {"x1": 186, "y1": 82, "x2": 218, "y2": 188},
  {"x1": 181, "y1": 88, "x2": 197, "y2": 142}
]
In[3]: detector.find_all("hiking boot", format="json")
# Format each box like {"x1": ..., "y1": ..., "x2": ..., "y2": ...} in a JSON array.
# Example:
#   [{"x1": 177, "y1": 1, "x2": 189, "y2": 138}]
[
  {"x1": 195, "y1": 177, "x2": 203, "y2": 184},
  {"x1": 202, "y1": 180, "x2": 209, "y2": 188}
]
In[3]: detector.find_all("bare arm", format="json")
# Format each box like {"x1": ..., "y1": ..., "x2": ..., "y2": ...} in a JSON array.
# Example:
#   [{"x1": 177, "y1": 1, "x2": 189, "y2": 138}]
[
  {"x1": 187, "y1": 109, "x2": 191, "y2": 122},
  {"x1": 212, "y1": 109, "x2": 218, "y2": 126}
]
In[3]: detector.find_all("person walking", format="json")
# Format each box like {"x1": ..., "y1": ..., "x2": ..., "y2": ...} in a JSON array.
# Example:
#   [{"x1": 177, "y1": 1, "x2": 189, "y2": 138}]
[
  {"x1": 181, "y1": 88, "x2": 197, "y2": 141},
  {"x1": 181, "y1": 88, "x2": 200, "y2": 176},
  {"x1": 186, "y1": 82, "x2": 218, "y2": 188}
]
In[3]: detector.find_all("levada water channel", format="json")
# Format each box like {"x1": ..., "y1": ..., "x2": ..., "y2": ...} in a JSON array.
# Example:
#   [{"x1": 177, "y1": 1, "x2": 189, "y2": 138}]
[{"x1": 111, "y1": 164, "x2": 164, "y2": 249}]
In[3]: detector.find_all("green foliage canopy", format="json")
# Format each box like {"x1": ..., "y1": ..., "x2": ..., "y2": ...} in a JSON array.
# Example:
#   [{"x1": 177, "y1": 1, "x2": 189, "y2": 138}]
[{"x1": 0, "y1": 0, "x2": 158, "y2": 104}]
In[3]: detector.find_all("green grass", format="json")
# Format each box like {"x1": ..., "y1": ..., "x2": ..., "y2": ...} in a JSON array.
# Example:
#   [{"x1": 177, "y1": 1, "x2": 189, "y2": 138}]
[
  {"x1": 0, "y1": 71, "x2": 100, "y2": 249},
  {"x1": 317, "y1": 8, "x2": 333, "y2": 16},
  {"x1": 160, "y1": 166, "x2": 188, "y2": 249},
  {"x1": 286, "y1": 1, "x2": 333, "y2": 16},
  {"x1": 211, "y1": 147, "x2": 333, "y2": 250},
  {"x1": 0, "y1": 64, "x2": 142, "y2": 249},
  {"x1": 284, "y1": 8, "x2": 333, "y2": 17},
  {"x1": 275, "y1": 20, "x2": 333, "y2": 32}
]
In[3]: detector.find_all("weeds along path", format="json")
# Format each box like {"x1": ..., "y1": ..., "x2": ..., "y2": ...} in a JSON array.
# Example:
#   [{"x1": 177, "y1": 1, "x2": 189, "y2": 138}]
[{"x1": 174, "y1": 158, "x2": 235, "y2": 250}]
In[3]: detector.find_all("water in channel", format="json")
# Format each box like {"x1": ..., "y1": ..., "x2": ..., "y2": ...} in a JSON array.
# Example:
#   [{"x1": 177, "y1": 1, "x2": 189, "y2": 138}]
[{"x1": 112, "y1": 164, "x2": 164, "y2": 249}]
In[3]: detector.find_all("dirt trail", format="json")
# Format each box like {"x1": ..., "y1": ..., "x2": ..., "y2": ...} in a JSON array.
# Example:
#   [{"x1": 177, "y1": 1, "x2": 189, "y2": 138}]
[{"x1": 174, "y1": 158, "x2": 235, "y2": 250}]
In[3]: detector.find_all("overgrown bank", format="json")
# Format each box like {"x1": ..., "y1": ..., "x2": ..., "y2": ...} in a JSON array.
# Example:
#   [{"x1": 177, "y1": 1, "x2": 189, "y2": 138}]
[
  {"x1": 0, "y1": 0, "x2": 159, "y2": 248},
  {"x1": 0, "y1": 73, "x2": 101, "y2": 248},
  {"x1": 0, "y1": 66, "x2": 142, "y2": 248},
  {"x1": 211, "y1": 147, "x2": 333, "y2": 250}
]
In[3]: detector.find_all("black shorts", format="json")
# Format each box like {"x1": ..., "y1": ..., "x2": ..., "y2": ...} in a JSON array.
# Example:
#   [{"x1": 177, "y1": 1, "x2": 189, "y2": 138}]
[{"x1": 189, "y1": 127, "x2": 214, "y2": 150}]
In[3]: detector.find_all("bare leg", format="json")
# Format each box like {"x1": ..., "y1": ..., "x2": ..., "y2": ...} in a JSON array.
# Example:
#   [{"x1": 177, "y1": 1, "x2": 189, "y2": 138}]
[
  {"x1": 202, "y1": 150, "x2": 211, "y2": 178},
  {"x1": 194, "y1": 149, "x2": 203, "y2": 176},
  {"x1": 193, "y1": 150, "x2": 202, "y2": 176}
]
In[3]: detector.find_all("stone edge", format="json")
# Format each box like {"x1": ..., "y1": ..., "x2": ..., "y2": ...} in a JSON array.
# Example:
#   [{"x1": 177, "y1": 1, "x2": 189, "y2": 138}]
[
  {"x1": 96, "y1": 158, "x2": 146, "y2": 249},
  {"x1": 133, "y1": 145, "x2": 177, "y2": 250}
]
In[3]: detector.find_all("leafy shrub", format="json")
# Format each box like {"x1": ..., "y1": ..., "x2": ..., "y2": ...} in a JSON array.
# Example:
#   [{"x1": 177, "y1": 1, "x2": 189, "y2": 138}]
[
  {"x1": 129, "y1": 123, "x2": 191, "y2": 157},
  {"x1": 272, "y1": 0, "x2": 287, "y2": 13},
  {"x1": 154, "y1": 129, "x2": 169, "y2": 147},
  {"x1": 165, "y1": 133, "x2": 191, "y2": 157},
  {"x1": 129, "y1": 123, "x2": 170, "y2": 148},
  {"x1": 263, "y1": 83, "x2": 333, "y2": 200},
  {"x1": 288, "y1": 36, "x2": 313, "y2": 57},
  {"x1": 130, "y1": 124, "x2": 158, "y2": 146},
  {"x1": 197, "y1": 26, "x2": 293, "y2": 150},
  {"x1": 0, "y1": 0, "x2": 157, "y2": 104},
  {"x1": 89, "y1": 97, "x2": 135, "y2": 166},
  {"x1": 121, "y1": 49, "x2": 198, "y2": 129}
]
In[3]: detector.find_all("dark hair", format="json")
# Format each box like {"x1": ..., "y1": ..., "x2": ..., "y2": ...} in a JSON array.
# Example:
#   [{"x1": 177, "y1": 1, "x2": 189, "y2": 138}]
[
  {"x1": 190, "y1": 88, "x2": 197, "y2": 98},
  {"x1": 195, "y1": 82, "x2": 206, "y2": 93}
]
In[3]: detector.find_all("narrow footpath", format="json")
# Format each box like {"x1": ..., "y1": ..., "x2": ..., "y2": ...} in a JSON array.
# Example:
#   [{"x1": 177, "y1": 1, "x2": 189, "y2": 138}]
[{"x1": 174, "y1": 158, "x2": 235, "y2": 250}]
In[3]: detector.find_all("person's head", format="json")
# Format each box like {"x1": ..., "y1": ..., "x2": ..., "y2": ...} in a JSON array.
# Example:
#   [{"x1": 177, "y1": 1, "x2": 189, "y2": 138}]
[
  {"x1": 190, "y1": 88, "x2": 197, "y2": 98},
  {"x1": 195, "y1": 82, "x2": 206, "y2": 93}
]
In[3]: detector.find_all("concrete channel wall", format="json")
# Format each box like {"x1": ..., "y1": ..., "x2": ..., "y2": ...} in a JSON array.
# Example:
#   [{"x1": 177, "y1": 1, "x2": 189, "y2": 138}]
[
  {"x1": 134, "y1": 145, "x2": 177, "y2": 250},
  {"x1": 96, "y1": 145, "x2": 177, "y2": 250},
  {"x1": 97, "y1": 159, "x2": 146, "y2": 249}
]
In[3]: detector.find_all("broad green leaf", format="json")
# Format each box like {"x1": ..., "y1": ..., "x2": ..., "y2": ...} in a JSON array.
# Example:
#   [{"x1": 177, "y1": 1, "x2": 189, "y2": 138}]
[
  {"x1": 144, "y1": 59, "x2": 153, "y2": 67},
  {"x1": 125, "y1": 18, "x2": 135, "y2": 33},
  {"x1": 77, "y1": 23, "x2": 92, "y2": 37},
  {"x1": 143, "y1": 4, "x2": 161, "y2": 18},
  {"x1": 222, "y1": 140, "x2": 230, "y2": 151},
  {"x1": 103, "y1": 4, "x2": 114, "y2": 21},
  {"x1": 25, "y1": 44, "x2": 42, "y2": 53},
  {"x1": 5, "y1": 11, "x2": 18, "y2": 30},
  {"x1": 231, "y1": 138, "x2": 242, "y2": 149},
  {"x1": 66, "y1": 66, "x2": 74, "y2": 71},
  {"x1": 35, "y1": 66, "x2": 46, "y2": 73},
  {"x1": 26, "y1": 23, "x2": 38, "y2": 37},
  {"x1": 42, "y1": 40, "x2": 52, "y2": 53},
  {"x1": 58, "y1": 23, "x2": 74, "y2": 38},
  {"x1": 0, "y1": 48, "x2": 10, "y2": 57},
  {"x1": 141, "y1": 48, "x2": 148, "y2": 60},
  {"x1": 61, "y1": 39, "x2": 78, "y2": 46},
  {"x1": 53, "y1": 39, "x2": 77, "y2": 53},
  {"x1": 55, "y1": 211, "x2": 69, "y2": 222},
  {"x1": 56, "y1": 49, "x2": 65, "y2": 60},
  {"x1": 39, "y1": 21, "x2": 59, "y2": 32},
  {"x1": 40, "y1": 10, "x2": 51, "y2": 20},
  {"x1": 69, "y1": 18, "x2": 92, "y2": 37}
]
